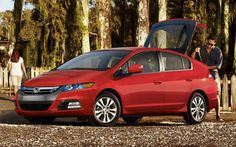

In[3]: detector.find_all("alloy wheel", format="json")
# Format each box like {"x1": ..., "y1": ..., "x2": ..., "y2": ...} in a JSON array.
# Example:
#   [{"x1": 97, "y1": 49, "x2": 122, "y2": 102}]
[
  {"x1": 190, "y1": 96, "x2": 206, "y2": 122},
  {"x1": 94, "y1": 96, "x2": 118, "y2": 124}
]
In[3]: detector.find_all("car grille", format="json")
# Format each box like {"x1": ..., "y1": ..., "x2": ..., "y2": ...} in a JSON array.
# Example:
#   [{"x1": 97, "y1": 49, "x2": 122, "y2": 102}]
[
  {"x1": 19, "y1": 102, "x2": 52, "y2": 111},
  {"x1": 22, "y1": 86, "x2": 59, "y2": 94}
]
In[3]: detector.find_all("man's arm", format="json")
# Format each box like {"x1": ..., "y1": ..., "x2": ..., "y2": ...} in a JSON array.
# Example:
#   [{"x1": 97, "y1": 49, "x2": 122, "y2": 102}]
[
  {"x1": 208, "y1": 65, "x2": 217, "y2": 70},
  {"x1": 191, "y1": 47, "x2": 200, "y2": 59},
  {"x1": 209, "y1": 48, "x2": 223, "y2": 70}
]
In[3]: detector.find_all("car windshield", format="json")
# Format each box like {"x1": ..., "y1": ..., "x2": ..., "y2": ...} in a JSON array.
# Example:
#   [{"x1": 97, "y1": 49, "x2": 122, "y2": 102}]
[
  {"x1": 148, "y1": 25, "x2": 187, "y2": 49},
  {"x1": 57, "y1": 50, "x2": 131, "y2": 71}
]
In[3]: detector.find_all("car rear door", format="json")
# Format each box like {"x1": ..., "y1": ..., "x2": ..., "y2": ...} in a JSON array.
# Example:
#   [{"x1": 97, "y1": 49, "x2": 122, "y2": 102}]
[{"x1": 159, "y1": 51, "x2": 194, "y2": 111}]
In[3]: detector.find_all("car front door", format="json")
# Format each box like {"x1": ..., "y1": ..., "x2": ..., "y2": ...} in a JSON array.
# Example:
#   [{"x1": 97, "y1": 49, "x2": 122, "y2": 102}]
[{"x1": 116, "y1": 51, "x2": 166, "y2": 114}]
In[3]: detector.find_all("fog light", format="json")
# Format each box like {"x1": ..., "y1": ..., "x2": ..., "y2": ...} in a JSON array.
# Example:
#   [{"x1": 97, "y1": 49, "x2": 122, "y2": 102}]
[
  {"x1": 58, "y1": 100, "x2": 81, "y2": 110},
  {"x1": 68, "y1": 101, "x2": 81, "y2": 109}
]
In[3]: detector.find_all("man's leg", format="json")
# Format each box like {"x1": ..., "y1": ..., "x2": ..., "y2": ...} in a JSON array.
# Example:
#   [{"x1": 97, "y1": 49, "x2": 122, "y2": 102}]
[{"x1": 215, "y1": 77, "x2": 222, "y2": 121}]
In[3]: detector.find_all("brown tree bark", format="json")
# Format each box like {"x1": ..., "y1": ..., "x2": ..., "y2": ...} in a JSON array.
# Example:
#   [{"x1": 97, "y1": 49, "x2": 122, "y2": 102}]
[
  {"x1": 13, "y1": 0, "x2": 24, "y2": 44},
  {"x1": 136, "y1": 0, "x2": 149, "y2": 47},
  {"x1": 222, "y1": 0, "x2": 230, "y2": 73},
  {"x1": 97, "y1": 0, "x2": 111, "y2": 49},
  {"x1": 80, "y1": 0, "x2": 90, "y2": 53}
]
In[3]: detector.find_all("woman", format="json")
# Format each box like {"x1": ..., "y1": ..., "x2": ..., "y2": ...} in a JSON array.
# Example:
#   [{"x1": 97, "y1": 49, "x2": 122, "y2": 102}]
[{"x1": 8, "y1": 49, "x2": 28, "y2": 96}]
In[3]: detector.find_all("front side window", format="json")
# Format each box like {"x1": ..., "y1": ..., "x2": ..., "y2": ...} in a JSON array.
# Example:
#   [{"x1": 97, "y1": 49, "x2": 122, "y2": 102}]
[
  {"x1": 57, "y1": 50, "x2": 130, "y2": 71},
  {"x1": 121, "y1": 51, "x2": 159, "y2": 74},
  {"x1": 161, "y1": 52, "x2": 192, "y2": 71}
]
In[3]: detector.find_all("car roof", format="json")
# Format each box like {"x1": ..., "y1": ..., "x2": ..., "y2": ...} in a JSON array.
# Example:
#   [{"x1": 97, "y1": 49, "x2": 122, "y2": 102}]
[{"x1": 94, "y1": 47, "x2": 191, "y2": 58}]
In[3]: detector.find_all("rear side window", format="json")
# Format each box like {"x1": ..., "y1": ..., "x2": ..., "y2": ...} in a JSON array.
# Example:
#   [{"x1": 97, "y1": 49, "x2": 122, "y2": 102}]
[
  {"x1": 182, "y1": 57, "x2": 191, "y2": 69},
  {"x1": 161, "y1": 52, "x2": 191, "y2": 71}
]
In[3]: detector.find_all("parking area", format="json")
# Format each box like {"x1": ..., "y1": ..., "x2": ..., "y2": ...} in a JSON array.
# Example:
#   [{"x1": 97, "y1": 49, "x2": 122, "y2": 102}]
[{"x1": 1, "y1": 97, "x2": 236, "y2": 146}]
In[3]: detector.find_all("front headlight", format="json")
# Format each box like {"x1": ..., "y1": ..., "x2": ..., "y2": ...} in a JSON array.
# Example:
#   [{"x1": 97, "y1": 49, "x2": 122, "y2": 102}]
[{"x1": 60, "y1": 82, "x2": 94, "y2": 92}]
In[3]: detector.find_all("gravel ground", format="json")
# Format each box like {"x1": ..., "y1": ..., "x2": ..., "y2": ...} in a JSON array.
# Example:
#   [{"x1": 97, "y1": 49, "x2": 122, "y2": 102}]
[
  {"x1": 1, "y1": 98, "x2": 236, "y2": 146},
  {"x1": 0, "y1": 120, "x2": 236, "y2": 146}
]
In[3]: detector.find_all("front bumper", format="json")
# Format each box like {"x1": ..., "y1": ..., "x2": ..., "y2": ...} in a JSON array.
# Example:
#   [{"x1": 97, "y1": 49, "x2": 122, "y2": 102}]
[{"x1": 15, "y1": 89, "x2": 97, "y2": 117}]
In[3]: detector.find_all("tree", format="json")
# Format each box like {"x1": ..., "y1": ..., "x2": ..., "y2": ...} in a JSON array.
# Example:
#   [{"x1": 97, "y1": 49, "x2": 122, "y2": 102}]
[
  {"x1": 157, "y1": 0, "x2": 167, "y2": 48},
  {"x1": 222, "y1": 0, "x2": 230, "y2": 73},
  {"x1": 80, "y1": 0, "x2": 90, "y2": 53},
  {"x1": 234, "y1": 21, "x2": 236, "y2": 74},
  {"x1": 13, "y1": 0, "x2": 24, "y2": 43},
  {"x1": 136, "y1": 0, "x2": 149, "y2": 47},
  {"x1": 158, "y1": 0, "x2": 167, "y2": 21},
  {"x1": 31, "y1": 0, "x2": 67, "y2": 67},
  {"x1": 97, "y1": 0, "x2": 111, "y2": 49},
  {"x1": 0, "y1": 11, "x2": 14, "y2": 42},
  {"x1": 64, "y1": 0, "x2": 82, "y2": 60}
]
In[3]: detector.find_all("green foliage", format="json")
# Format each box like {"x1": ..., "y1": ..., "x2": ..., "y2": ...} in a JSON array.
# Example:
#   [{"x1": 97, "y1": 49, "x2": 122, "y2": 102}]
[
  {"x1": 111, "y1": 0, "x2": 138, "y2": 47},
  {"x1": 0, "y1": 0, "x2": 235, "y2": 75}
]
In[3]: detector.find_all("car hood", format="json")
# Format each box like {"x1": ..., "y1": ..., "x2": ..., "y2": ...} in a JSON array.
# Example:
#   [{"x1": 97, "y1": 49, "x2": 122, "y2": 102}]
[{"x1": 23, "y1": 70, "x2": 105, "y2": 87}]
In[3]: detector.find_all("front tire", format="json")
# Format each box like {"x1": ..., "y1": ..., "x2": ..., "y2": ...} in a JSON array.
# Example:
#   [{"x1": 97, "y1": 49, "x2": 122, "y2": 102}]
[
  {"x1": 89, "y1": 91, "x2": 121, "y2": 126},
  {"x1": 184, "y1": 93, "x2": 207, "y2": 124}
]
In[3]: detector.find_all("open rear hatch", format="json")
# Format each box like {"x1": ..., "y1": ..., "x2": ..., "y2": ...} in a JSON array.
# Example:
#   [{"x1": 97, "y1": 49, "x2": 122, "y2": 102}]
[{"x1": 144, "y1": 19, "x2": 206, "y2": 55}]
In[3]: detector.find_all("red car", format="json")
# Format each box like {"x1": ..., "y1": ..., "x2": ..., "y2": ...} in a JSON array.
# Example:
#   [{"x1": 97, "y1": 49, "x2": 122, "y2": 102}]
[{"x1": 15, "y1": 19, "x2": 218, "y2": 126}]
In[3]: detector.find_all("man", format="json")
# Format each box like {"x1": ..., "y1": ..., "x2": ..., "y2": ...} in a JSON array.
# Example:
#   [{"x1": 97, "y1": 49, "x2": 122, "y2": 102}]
[{"x1": 191, "y1": 35, "x2": 223, "y2": 121}]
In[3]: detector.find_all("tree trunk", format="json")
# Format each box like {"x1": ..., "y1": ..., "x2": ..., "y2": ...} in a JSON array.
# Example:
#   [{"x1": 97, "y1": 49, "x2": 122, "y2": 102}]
[
  {"x1": 183, "y1": 0, "x2": 196, "y2": 20},
  {"x1": 136, "y1": 0, "x2": 149, "y2": 47},
  {"x1": 157, "y1": 0, "x2": 167, "y2": 48},
  {"x1": 13, "y1": 0, "x2": 24, "y2": 43},
  {"x1": 80, "y1": 0, "x2": 90, "y2": 53},
  {"x1": 197, "y1": 0, "x2": 207, "y2": 42},
  {"x1": 216, "y1": 0, "x2": 222, "y2": 43},
  {"x1": 158, "y1": 0, "x2": 167, "y2": 21},
  {"x1": 234, "y1": 21, "x2": 236, "y2": 74},
  {"x1": 97, "y1": 0, "x2": 111, "y2": 49},
  {"x1": 222, "y1": 0, "x2": 230, "y2": 73},
  {"x1": 65, "y1": 0, "x2": 82, "y2": 60}
]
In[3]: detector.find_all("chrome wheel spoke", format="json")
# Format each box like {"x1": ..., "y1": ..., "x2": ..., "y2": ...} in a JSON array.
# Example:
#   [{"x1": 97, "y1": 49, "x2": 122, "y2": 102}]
[
  {"x1": 196, "y1": 111, "x2": 200, "y2": 120},
  {"x1": 192, "y1": 99, "x2": 197, "y2": 106},
  {"x1": 108, "y1": 100, "x2": 114, "y2": 107},
  {"x1": 96, "y1": 111, "x2": 103, "y2": 118},
  {"x1": 99, "y1": 99, "x2": 106, "y2": 107},
  {"x1": 107, "y1": 110, "x2": 116, "y2": 117},
  {"x1": 106, "y1": 98, "x2": 111, "y2": 107},
  {"x1": 191, "y1": 107, "x2": 196, "y2": 113},
  {"x1": 103, "y1": 113, "x2": 107, "y2": 122},
  {"x1": 105, "y1": 113, "x2": 111, "y2": 123},
  {"x1": 200, "y1": 100, "x2": 203, "y2": 106}
]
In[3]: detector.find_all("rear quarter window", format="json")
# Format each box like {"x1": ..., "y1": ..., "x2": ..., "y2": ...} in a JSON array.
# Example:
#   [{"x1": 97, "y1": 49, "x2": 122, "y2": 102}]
[{"x1": 161, "y1": 52, "x2": 191, "y2": 71}]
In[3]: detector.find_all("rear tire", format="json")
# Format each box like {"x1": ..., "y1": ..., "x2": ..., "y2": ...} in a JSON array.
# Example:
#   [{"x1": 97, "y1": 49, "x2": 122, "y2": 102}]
[
  {"x1": 122, "y1": 116, "x2": 142, "y2": 124},
  {"x1": 184, "y1": 93, "x2": 207, "y2": 124},
  {"x1": 89, "y1": 91, "x2": 121, "y2": 126}
]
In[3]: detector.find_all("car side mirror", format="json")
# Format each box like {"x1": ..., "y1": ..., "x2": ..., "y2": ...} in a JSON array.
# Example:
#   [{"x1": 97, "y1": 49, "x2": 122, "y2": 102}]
[{"x1": 128, "y1": 64, "x2": 143, "y2": 74}]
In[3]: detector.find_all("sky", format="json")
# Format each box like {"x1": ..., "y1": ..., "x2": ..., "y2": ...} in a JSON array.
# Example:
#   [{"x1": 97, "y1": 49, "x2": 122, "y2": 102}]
[
  {"x1": 0, "y1": 0, "x2": 14, "y2": 12},
  {"x1": 0, "y1": 0, "x2": 33, "y2": 12}
]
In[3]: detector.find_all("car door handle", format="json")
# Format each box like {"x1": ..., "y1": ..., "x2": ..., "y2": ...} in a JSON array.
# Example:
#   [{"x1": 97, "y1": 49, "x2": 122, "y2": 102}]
[
  {"x1": 153, "y1": 81, "x2": 162, "y2": 85},
  {"x1": 185, "y1": 79, "x2": 192, "y2": 82}
]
